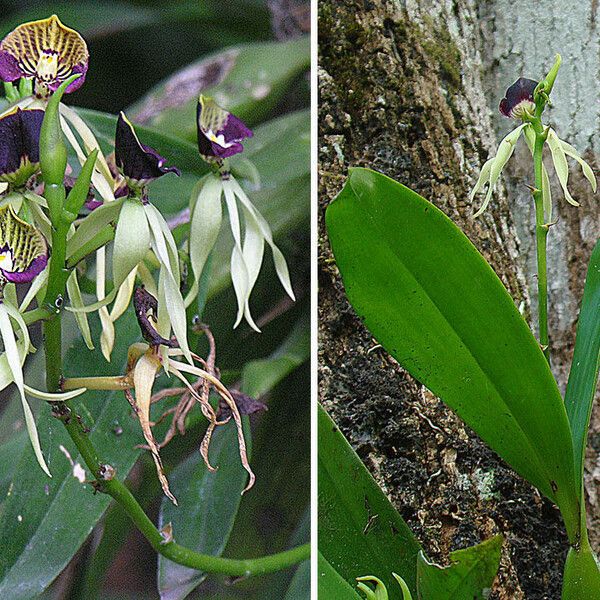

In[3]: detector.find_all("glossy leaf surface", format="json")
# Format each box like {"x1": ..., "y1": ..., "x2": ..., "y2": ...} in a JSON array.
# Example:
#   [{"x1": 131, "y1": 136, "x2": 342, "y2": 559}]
[
  {"x1": 326, "y1": 167, "x2": 579, "y2": 537},
  {"x1": 318, "y1": 405, "x2": 421, "y2": 599},
  {"x1": 416, "y1": 535, "x2": 502, "y2": 599}
]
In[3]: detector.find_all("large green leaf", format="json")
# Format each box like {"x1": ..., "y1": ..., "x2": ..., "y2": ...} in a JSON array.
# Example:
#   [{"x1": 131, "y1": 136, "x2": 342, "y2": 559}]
[
  {"x1": 562, "y1": 543, "x2": 600, "y2": 599},
  {"x1": 318, "y1": 552, "x2": 362, "y2": 599},
  {"x1": 157, "y1": 319, "x2": 309, "y2": 600},
  {"x1": 0, "y1": 109, "x2": 308, "y2": 598},
  {"x1": 284, "y1": 559, "x2": 310, "y2": 600},
  {"x1": 565, "y1": 239, "x2": 600, "y2": 481},
  {"x1": 319, "y1": 405, "x2": 421, "y2": 599},
  {"x1": 325, "y1": 168, "x2": 580, "y2": 539},
  {"x1": 129, "y1": 37, "x2": 310, "y2": 141},
  {"x1": 416, "y1": 535, "x2": 502, "y2": 599}
]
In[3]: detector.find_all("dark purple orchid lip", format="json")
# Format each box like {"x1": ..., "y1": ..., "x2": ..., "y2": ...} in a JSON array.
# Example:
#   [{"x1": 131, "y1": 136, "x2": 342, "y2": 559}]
[
  {"x1": 0, "y1": 15, "x2": 89, "y2": 98},
  {"x1": 499, "y1": 77, "x2": 538, "y2": 119},
  {"x1": 115, "y1": 112, "x2": 180, "y2": 188},
  {"x1": 2, "y1": 252, "x2": 47, "y2": 283},
  {"x1": 0, "y1": 108, "x2": 44, "y2": 185},
  {"x1": 196, "y1": 95, "x2": 253, "y2": 159},
  {"x1": 133, "y1": 286, "x2": 177, "y2": 348},
  {"x1": 0, "y1": 206, "x2": 48, "y2": 284}
]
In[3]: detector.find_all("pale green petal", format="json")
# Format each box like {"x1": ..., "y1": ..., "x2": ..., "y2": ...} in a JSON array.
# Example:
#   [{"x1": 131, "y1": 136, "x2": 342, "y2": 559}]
[
  {"x1": 160, "y1": 267, "x2": 192, "y2": 364},
  {"x1": 560, "y1": 139, "x2": 597, "y2": 192},
  {"x1": 67, "y1": 199, "x2": 124, "y2": 259},
  {"x1": 231, "y1": 178, "x2": 295, "y2": 300},
  {"x1": 96, "y1": 246, "x2": 115, "y2": 361},
  {"x1": 188, "y1": 176, "x2": 222, "y2": 298},
  {"x1": 144, "y1": 204, "x2": 176, "y2": 279},
  {"x1": 59, "y1": 104, "x2": 116, "y2": 201},
  {"x1": 19, "y1": 267, "x2": 49, "y2": 312},
  {"x1": 24, "y1": 385, "x2": 86, "y2": 401},
  {"x1": 222, "y1": 180, "x2": 249, "y2": 327},
  {"x1": 469, "y1": 157, "x2": 494, "y2": 202},
  {"x1": 0, "y1": 303, "x2": 50, "y2": 476},
  {"x1": 474, "y1": 124, "x2": 526, "y2": 218},
  {"x1": 110, "y1": 267, "x2": 137, "y2": 322},
  {"x1": 59, "y1": 115, "x2": 115, "y2": 204},
  {"x1": 66, "y1": 270, "x2": 94, "y2": 350},
  {"x1": 113, "y1": 199, "x2": 150, "y2": 290},
  {"x1": 547, "y1": 128, "x2": 579, "y2": 206},
  {"x1": 240, "y1": 203, "x2": 264, "y2": 332}
]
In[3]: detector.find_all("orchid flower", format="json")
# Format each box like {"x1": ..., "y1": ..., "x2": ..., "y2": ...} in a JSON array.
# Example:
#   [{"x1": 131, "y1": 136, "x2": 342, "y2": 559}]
[
  {"x1": 0, "y1": 205, "x2": 85, "y2": 476},
  {"x1": 0, "y1": 15, "x2": 115, "y2": 204},
  {"x1": 187, "y1": 95, "x2": 294, "y2": 331},
  {"x1": 356, "y1": 574, "x2": 413, "y2": 600},
  {"x1": 470, "y1": 77, "x2": 596, "y2": 220},
  {"x1": 109, "y1": 287, "x2": 255, "y2": 503},
  {"x1": 67, "y1": 112, "x2": 189, "y2": 364}
]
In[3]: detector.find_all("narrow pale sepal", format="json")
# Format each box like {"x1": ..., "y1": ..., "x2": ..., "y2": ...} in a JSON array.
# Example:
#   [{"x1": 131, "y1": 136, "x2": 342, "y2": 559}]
[
  {"x1": 560, "y1": 139, "x2": 597, "y2": 193},
  {"x1": 473, "y1": 124, "x2": 526, "y2": 218},
  {"x1": 66, "y1": 270, "x2": 94, "y2": 349},
  {"x1": 230, "y1": 178, "x2": 295, "y2": 300},
  {"x1": 188, "y1": 176, "x2": 222, "y2": 302},
  {"x1": 113, "y1": 199, "x2": 150, "y2": 290},
  {"x1": 0, "y1": 301, "x2": 50, "y2": 476},
  {"x1": 392, "y1": 574, "x2": 414, "y2": 600},
  {"x1": 547, "y1": 128, "x2": 579, "y2": 206},
  {"x1": 24, "y1": 384, "x2": 86, "y2": 401}
]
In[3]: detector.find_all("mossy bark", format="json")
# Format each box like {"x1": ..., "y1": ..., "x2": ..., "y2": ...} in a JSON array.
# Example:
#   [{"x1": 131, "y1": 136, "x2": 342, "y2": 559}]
[{"x1": 319, "y1": 1, "x2": 598, "y2": 598}]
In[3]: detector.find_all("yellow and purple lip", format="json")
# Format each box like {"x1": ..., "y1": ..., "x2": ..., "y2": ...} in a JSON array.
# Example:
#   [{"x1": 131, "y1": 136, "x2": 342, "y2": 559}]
[
  {"x1": 115, "y1": 112, "x2": 180, "y2": 191},
  {"x1": 499, "y1": 77, "x2": 538, "y2": 119},
  {"x1": 0, "y1": 108, "x2": 44, "y2": 186},
  {"x1": 196, "y1": 95, "x2": 253, "y2": 160},
  {"x1": 0, "y1": 15, "x2": 88, "y2": 99},
  {"x1": 0, "y1": 205, "x2": 47, "y2": 283}
]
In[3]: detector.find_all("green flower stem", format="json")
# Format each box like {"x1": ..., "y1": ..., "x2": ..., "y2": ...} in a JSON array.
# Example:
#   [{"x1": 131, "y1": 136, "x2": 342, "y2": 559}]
[
  {"x1": 62, "y1": 375, "x2": 131, "y2": 391},
  {"x1": 54, "y1": 394, "x2": 310, "y2": 577},
  {"x1": 65, "y1": 223, "x2": 115, "y2": 269},
  {"x1": 531, "y1": 119, "x2": 551, "y2": 363}
]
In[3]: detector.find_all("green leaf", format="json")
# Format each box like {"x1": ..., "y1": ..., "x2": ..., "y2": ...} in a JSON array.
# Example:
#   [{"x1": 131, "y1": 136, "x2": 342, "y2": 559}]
[
  {"x1": 562, "y1": 542, "x2": 600, "y2": 599},
  {"x1": 565, "y1": 239, "x2": 600, "y2": 482},
  {"x1": 157, "y1": 421, "x2": 250, "y2": 600},
  {"x1": 325, "y1": 168, "x2": 580, "y2": 539},
  {"x1": 284, "y1": 559, "x2": 310, "y2": 600},
  {"x1": 318, "y1": 552, "x2": 362, "y2": 599},
  {"x1": 416, "y1": 535, "x2": 502, "y2": 599},
  {"x1": 129, "y1": 37, "x2": 310, "y2": 142},
  {"x1": 318, "y1": 405, "x2": 421, "y2": 599}
]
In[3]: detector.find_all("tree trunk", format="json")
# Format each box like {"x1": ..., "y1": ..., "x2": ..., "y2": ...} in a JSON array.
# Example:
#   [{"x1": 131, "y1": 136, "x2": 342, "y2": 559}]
[{"x1": 318, "y1": 1, "x2": 599, "y2": 598}]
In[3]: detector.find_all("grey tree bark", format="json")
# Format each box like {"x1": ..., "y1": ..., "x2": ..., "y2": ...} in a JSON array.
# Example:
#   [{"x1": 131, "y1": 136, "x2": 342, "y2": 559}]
[{"x1": 318, "y1": 1, "x2": 599, "y2": 598}]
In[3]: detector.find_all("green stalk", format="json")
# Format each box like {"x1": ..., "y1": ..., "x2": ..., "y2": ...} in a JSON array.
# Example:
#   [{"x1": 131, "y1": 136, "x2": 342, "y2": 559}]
[{"x1": 531, "y1": 119, "x2": 551, "y2": 364}]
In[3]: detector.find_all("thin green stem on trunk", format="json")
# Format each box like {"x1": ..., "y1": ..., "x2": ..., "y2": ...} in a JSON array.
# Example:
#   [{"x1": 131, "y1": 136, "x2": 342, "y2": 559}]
[{"x1": 531, "y1": 119, "x2": 551, "y2": 364}]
